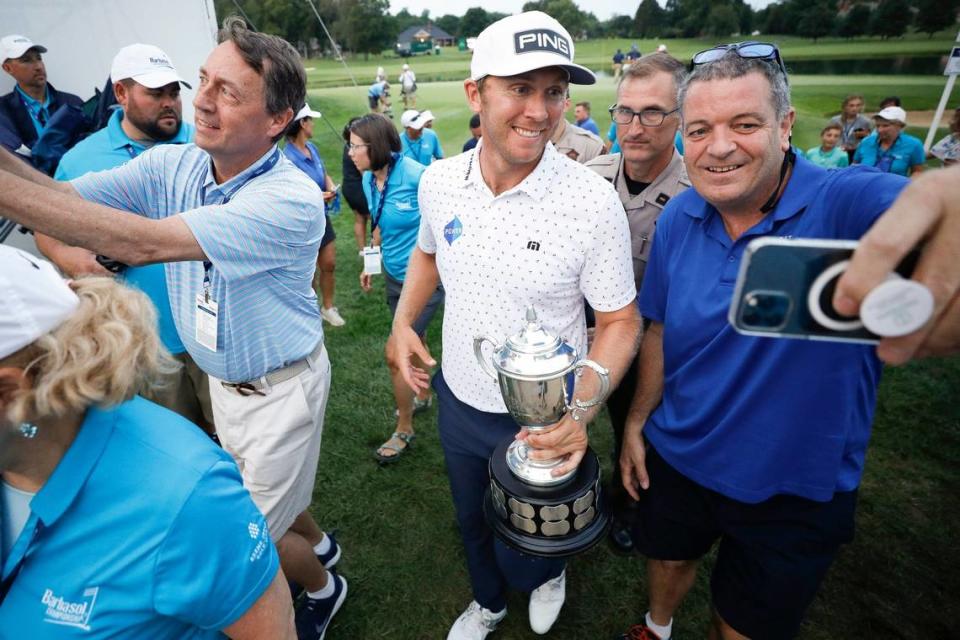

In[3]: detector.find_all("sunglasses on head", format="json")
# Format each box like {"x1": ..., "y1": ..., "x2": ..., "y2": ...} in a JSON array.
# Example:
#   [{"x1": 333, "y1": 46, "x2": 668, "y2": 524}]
[{"x1": 691, "y1": 41, "x2": 787, "y2": 80}]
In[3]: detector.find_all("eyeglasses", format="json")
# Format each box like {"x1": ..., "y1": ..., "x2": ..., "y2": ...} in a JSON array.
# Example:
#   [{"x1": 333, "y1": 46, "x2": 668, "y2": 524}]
[
  {"x1": 345, "y1": 142, "x2": 369, "y2": 151},
  {"x1": 691, "y1": 41, "x2": 787, "y2": 79},
  {"x1": 608, "y1": 105, "x2": 679, "y2": 127}
]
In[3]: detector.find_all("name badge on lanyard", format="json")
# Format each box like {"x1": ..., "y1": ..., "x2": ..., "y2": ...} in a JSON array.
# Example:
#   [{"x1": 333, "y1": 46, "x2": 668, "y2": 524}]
[
  {"x1": 193, "y1": 147, "x2": 282, "y2": 352},
  {"x1": 363, "y1": 246, "x2": 382, "y2": 275}
]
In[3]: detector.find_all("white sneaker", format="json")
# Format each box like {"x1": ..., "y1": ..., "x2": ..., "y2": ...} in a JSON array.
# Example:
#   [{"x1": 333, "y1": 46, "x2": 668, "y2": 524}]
[
  {"x1": 447, "y1": 601, "x2": 506, "y2": 640},
  {"x1": 320, "y1": 306, "x2": 345, "y2": 327},
  {"x1": 529, "y1": 570, "x2": 565, "y2": 635}
]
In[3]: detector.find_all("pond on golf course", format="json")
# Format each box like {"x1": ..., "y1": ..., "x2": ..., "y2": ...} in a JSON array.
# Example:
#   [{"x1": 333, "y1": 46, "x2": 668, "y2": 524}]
[{"x1": 592, "y1": 54, "x2": 947, "y2": 77}]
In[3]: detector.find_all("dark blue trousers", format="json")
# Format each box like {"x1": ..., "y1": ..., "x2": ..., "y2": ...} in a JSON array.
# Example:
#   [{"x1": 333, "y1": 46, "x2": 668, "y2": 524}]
[{"x1": 434, "y1": 371, "x2": 565, "y2": 613}]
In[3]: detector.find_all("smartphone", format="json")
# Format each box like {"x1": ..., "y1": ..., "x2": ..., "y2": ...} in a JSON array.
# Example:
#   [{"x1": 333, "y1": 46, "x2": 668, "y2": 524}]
[{"x1": 729, "y1": 237, "x2": 918, "y2": 344}]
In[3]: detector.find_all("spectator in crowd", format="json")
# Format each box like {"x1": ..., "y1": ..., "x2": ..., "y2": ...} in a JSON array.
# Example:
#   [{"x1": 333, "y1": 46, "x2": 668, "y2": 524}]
[
  {"x1": 399, "y1": 109, "x2": 444, "y2": 166},
  {"x1": 627, "y1": 43, "x2": 641, "y2": 61},
  {"x1": 368, "y1": 79, "x2": 390, "y2": 114},
  {"x1": 830, "y1": 93, "x2": 872, "y2": 162},
  {"x1": 375, "y1": 65, "x2": 386, "y2": 83},
  {"x1": 804, "y1": 122, "x2": 849, "y2": 169},
  {"x1": 605, "y1": 120, "x2": 620, "y2": 153},
  {"x1": 612, "y1": 48, "x2": 625, "y2": 81},
  {"x1": 341, "y1": 117, "x2": 373, "y2": 256},
  {"x1": 0, "y1": 247, "x2": 295, "y2": 638},
  {"x1": 0, "y1": 18, "x2": 347, "y2": 639},
  {"x1": 853, "y1": 106, "x2": 925, "y2": 177},
  {"x1": 0, "y1": 34, "x2": 83, "y2": 172},
  {"x1": 347, "y1": 114, "x2": 442, "y2": 464},
  {"x1": 462, "y1": 112, "x2": 481, "y2": 152},
  {"x1": 33, "y1": 43, "x2": 214, "y2": 434},
  {"x1": 399, "y1": 62, "x2": 417, "y2": 108},
  {"x1": 574, "y1": 101, "x2": 600, "y2": 135},
  {"x1": 284, "y1": 103, "x2": 344, "y2": 327},
  {"x1": 656, "y1": 44, "x2": 668, "y2": 53},
  {"x1": 618, "y1": 43, "x2": 910, "y2": 640},
  {"x1": 585, "y1": 52, "x2": 690, "y2": 556},
  {"x1": 880, "y1": 95, "x2": 901, "y2": 109},
  {"x1": 836, "y1": 163, "x2": 960, "y2": 364},
  {"x1": 388, "y1": 12, "x2": 639, "y2": 639},
  {"x1": 552, "y1": 95, "x2": 604, "y2": 163},
  {"x1": 928, "y1": 106, "x2": 960, "y2": 166}
]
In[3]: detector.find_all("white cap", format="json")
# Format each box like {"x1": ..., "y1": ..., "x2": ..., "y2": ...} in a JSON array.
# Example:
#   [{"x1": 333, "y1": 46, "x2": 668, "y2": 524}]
[
  {"x1": 295, "y1": 103, "x2": 322, "y2": 121},
  {"x1": 110, "y1": 43, "x2": 191, "y2": 89},
  {"x1": 1, "y1": 34, "x2": 46, "y2": 61},
  {"x1": 0, "y1": 246, "x2": 79, "y2": 360},
  {"x1": 418, "y1": 110, "x2": 435, "y2": 125},
  {"x1": 402, "y1": 63, "x2": 410, "y2": 70},
  {"x1": 875, "y1": 106, "x2": 907, "y2": 125},
  {"x1": 470, "y1": 11, "x2": 595, "y2": 85},
  {"x1": 400, "y1": 109, "x2": 422, "y2": 128},
  {"x1": 656, "y1": 44, "x2": 668, "y2": 53}
]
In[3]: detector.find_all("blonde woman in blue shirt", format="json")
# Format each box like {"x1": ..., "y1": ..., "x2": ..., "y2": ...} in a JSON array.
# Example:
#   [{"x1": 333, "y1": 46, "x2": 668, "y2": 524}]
[{"x1": 348, "y1": 114, "x2": 443, "y2": 463}]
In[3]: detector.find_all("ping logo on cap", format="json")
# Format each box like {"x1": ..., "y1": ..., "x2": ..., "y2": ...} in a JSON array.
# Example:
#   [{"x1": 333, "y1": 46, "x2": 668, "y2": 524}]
[{"x1": 514, "y1": 29, "x2": 571, "y2": 59}]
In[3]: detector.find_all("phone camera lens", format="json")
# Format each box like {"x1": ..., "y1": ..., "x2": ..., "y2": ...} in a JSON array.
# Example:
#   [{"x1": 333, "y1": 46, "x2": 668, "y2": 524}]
[{"x1": 741, "y1": 291, "x2": 792, "y2": 331}]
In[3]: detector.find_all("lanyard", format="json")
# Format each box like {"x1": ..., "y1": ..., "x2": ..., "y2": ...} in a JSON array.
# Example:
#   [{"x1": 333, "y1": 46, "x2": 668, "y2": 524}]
[
  {"x1": 369, "y1": 156, "x2": 397, "y2": 239},
  {"x1": 201, "y1": 147, "x2": 282, "y2": 295}
]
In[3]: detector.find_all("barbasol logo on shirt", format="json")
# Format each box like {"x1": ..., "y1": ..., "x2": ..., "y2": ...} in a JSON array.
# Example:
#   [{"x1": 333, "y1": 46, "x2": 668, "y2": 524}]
[
  {"x1": 513, "y1": 29, "x2": 571, "y2": 59},
  {"x1": 41, "y1": 587, "x2": 99, "y2": 630}
]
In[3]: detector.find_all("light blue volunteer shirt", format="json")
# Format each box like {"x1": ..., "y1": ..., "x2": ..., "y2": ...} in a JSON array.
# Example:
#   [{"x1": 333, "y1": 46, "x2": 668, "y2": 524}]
[
  {"x1": 853, "y1": 131, "x2": 925, "y2": 177},
  {"x1": 55, "y1": 109, "x2": 195, "y2": 355},
  {"x1": 71, "y1": 144, "x2": 325, "y2": 383},
  {"x1": 0, "y1": 397, "x2": 279, "y2": 638},
  {"x1": 400, "y1": 128, "x2": 443, "y2": 166},
  {"x1": 362, "y1": 153, "x2": 425, "y2": 280},
  {"x1": 639, "y1": 158, "x2": 907, "y2": 504}
]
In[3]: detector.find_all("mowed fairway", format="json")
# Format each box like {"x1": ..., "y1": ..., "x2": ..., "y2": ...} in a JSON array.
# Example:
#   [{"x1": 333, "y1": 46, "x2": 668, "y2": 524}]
[{"x1": 299, "y1": 62, "x2": 960, "y2": 639}]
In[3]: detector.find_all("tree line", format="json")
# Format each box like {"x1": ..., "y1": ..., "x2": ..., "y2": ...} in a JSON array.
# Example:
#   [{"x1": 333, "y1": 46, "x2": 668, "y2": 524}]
[{"x1": 214, "y1": 0, "x2": 959, "y2": 57}]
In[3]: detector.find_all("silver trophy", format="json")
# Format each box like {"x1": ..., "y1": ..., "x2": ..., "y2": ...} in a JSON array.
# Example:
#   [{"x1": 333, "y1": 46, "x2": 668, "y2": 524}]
[{"x1": 474, "y1": 306, "x2": 611, "y2": 557}]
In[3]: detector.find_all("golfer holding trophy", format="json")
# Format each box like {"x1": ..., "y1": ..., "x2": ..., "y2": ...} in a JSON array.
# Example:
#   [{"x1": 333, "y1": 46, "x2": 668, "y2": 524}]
[{"x1": 388, "y1": 11, "x2": 640, "y2": 639}]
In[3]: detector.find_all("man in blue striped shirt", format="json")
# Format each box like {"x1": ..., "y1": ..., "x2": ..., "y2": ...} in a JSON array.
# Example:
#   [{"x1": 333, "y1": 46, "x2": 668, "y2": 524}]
[{"x1": 0, "y1": 18, "x2": 346, "y2": 639}]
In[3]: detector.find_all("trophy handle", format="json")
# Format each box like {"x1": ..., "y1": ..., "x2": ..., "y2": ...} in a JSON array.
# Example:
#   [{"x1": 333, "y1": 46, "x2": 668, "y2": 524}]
[
  {"x1": 473, "y1": 335, "x2": 501, "y2": 380},
  {"x1": 568, "y1": 359, "x2": 610, "y2": 421}
]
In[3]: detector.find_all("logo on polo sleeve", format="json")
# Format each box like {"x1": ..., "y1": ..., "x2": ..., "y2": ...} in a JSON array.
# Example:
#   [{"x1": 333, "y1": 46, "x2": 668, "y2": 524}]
[
  {"x1": 41, "y1": 586, "x2": 99, "y2": 630},
  {"x1": 514, "y1": 29, "x2": 571, "y2": 59}
]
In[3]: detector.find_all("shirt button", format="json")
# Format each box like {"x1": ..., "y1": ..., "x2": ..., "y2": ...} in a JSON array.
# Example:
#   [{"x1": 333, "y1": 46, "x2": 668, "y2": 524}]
[{"x1": 728, "y1": 256, "x2": 735, "y2": 262}]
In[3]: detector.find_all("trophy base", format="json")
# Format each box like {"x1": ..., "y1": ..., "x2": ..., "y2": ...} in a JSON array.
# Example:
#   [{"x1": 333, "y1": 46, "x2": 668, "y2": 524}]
[{"x1": 483, "y1": 437, "x2": 608, "y2": 558}]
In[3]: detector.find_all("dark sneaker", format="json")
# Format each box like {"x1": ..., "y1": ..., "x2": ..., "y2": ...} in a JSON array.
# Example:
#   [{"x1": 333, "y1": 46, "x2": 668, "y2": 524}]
[
  {"x1": 316, "y1": 532, "x2": 342, "y2": 569},
  {"x1": 607, "y1": 517, "x2": 635, "y2": 554},
  {"x1": 616, "y1": 624, "x2": 666, "y2": 640},
  {"x1": 295, "y1": 573, "x2": 348, "y2": 640}
]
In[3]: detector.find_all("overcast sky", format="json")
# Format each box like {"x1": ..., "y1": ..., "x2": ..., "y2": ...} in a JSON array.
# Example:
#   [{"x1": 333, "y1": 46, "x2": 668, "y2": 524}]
[{"x1": 391, "y1": 0, "x2": 774, "y2": 23}]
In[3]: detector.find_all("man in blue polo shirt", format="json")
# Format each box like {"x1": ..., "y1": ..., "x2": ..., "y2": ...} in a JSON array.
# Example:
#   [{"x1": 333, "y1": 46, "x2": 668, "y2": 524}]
[
  {"x1": 399, "y1": 109, "x2": 443, "y2": 166},
  {"x1": 617, "y1": 46, "x2": 908, "y2": 640},
  {"x1": 0, "y1": 18, "x2": 347, "y2": 638},
  {"x1": 853, "y1": 106, "x2": 925, "y2": 178},
  {"x1": 573, "y1": 101, "x2": 600, "y2": 136},
  {"x1": 36, "y1": 43, "x2": 213, "y2": 434}
]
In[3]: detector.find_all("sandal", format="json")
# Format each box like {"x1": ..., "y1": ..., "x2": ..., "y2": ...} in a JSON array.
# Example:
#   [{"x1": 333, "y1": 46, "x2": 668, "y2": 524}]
[{"x1": 374, "y1": 431, "x2": 416, "y2": 465}]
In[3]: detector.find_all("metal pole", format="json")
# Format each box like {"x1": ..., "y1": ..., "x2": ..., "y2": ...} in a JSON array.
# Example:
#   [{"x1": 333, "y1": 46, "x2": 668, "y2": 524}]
[
  {"x1": 302, "y1": 0, "x2": 358, "y2": 88},
  {"x1": 924, "y1": 29, "x2": 960, "y2": 151}
]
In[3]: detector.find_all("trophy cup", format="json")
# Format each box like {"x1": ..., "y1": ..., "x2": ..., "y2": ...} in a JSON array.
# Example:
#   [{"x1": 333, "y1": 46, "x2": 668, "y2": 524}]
[{"x1": 474, "y1": 306, "x2": 610, "y2": 557}]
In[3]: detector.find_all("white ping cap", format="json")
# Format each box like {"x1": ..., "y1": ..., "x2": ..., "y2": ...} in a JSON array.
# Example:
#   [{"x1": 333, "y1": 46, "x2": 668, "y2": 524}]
[
  {"x1": 469, "y1": 11, "x2": 595, "y2": 85},
  {"x1": 0, "y1": 246, "x2": 79, "y2": 360},
  {"x1": 1, "y1": 34, "x2": 46, "y2": 61},
  {"x1": 111, "y1": 43, "x2": 191, "y2": 89},
  {"x1": 295, "y1": 103, "x2": 322, "y2": 121}
]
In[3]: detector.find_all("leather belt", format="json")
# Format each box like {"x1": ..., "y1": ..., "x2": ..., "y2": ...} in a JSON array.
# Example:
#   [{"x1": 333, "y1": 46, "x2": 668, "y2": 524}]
[{"x1": 221, "y1": 342, "x2": 325, "y2": 396}]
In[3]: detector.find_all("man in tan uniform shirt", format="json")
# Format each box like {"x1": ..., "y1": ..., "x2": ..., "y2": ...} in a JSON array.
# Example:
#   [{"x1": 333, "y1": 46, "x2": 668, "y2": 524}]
[
  {"x1": 552, "y1": 96, "x2": 604, "y2": 163},
  {"x1": 586, "y1": 53, "x2": 690, "y2": 553}
]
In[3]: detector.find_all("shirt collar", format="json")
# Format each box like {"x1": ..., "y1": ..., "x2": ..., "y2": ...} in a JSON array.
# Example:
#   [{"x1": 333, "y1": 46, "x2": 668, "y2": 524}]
[
  {"x1": 203, "y1": 144, "x2": 279, "y2": 196},
  {"x1": 461, "y1": 138, "x2": 558, "y2": 203},
  {"x1": 15, "y1": 84, "x2": 49, "y2": 109},
  {"x1": 29, "y1": 406, "x2": 115, "y2": 527},
  {"x1": 106, "y1": 109, "x2": 192, "y2": 153}
]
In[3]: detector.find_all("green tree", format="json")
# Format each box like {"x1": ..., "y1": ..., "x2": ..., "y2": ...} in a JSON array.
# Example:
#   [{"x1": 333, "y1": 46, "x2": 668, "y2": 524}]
[
  {"x1": 603, "y1": 14, "x2": 636, "y2": 37},
  {"x1": 392, "y1": 9, "x2": 421, "y2": 35},
  {"x1": 435, "y1": 14, "x2": 461, "y2": 38},
  {"x1": 706, "y1": 4, "x2": 739, "y2": 37},
  {"x1": 798, "y1": 0, "x2": 836, "y2": 41},
  {"x1": 522, "y1": 0, "x2": 590, "y2": 37},
  {"x1": 460, "y1": 7, "x2": 504, "y2": 37},
  {"x1": 838, "y1": 4, "x2": 873, "y2": 38},
  {"x1": 339, "y1": 0, "x2": 394, "y2": 58},
  {"x1": 914, "y1": 0, "x2": 960, "y2": 37},
  {"x1": 869, "y1": 0, "x2": 912, "y2": 38},
  {"x1": 634, "y1": 0, "x2": 666, "y2": 37}
]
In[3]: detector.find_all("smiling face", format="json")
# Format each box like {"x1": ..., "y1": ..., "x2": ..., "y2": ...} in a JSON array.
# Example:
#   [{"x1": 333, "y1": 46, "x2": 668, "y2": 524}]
[
  {"x1": 117, "y1": 81, "x2": 183, "y2": 142},
  {"x1": 681, "y1": 72, "x2": 795, "y2": 218},
  {"x1": 192, "y1": 41, "x2": 291, "y2": 179},
  {"x1": 616, "y1": 72, "x2": 679, "y2": 171},
  {"x1": 820, "y1": 127, "x2": 840, "y2": 151},
  {"x1": 464, "y1": 68, "x2": 567, "y2": 183}
]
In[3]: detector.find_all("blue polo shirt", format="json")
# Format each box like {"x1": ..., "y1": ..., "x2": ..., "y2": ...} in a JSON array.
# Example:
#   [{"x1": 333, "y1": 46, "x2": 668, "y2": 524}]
[
  {"x1": 0, "y1": 397, "x2": 279, "y2": 638},
  {"x1": 638, "y1": 158, "x2": 908, "y2": 503},
  {"x1": 15, "y1": 85, "x2": 51, "y2": 136},
  {"x1": 71, "y1": 144, "x2": 325, "y2": 383},
  {"x1": 363, "y1": 154, "x2": 425, "y2": 280},
  {"x1": 368, "y1": 81, "x2": 387, "y2": 98},
  {"x1": 400, "y1": 128, "x2": 443, "y2": 166},
  {"x1": 576, "y1": 117, "x2": 600, "y2": 136},
  {"x1": 853, "y1": 131, "x2": 925, "y2": 177},
  {"x1": 55, "y1": 110, "x2": 194, "y2": 355},
  {"x1": 283, "y1": 140, "x2": 327, "y2": 189}
]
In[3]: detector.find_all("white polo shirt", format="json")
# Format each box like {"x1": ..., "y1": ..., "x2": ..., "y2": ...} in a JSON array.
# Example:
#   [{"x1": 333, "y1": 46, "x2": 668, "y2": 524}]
[{"x1": 417, "y1": 140, "x2": 636, "y2": 413}]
